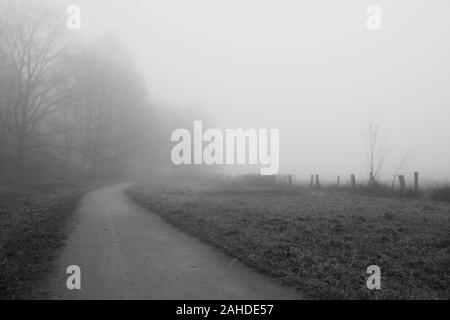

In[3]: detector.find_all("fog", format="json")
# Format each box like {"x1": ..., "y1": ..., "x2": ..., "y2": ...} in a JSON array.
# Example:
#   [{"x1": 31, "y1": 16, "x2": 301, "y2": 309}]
[
  {"x1": 4, "y1": 0, "x2": 449, "y2": 183},
  {"x1": 70, "y1": 0, "x2": 450, "y2": 182}
]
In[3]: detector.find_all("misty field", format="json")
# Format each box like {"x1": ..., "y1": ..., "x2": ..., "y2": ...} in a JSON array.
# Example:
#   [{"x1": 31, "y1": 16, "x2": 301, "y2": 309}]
[
  {"x1": 0, "y1": 182, "x2": 101, "y2": 299},
  {"x1": 128, "y1": 182, "x2": 450, "y2": 299}
]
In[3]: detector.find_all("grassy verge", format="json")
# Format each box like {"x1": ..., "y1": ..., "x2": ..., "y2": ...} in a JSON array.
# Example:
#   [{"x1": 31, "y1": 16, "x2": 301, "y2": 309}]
[
  {"x1": 128, "y1": 182, "x2": 450, "y2": 299},
  {"x1": 430, "y1": 187, "x2": 450, "y2": 203},
  {"x1": 0, "y1": 182, "x2": 102, "y2": 299}
]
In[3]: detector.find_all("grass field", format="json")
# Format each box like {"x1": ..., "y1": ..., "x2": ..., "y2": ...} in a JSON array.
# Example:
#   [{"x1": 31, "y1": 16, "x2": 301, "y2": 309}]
[
  {"x1": 128, "y1": 182, "x2": 450, "y2": 299},
  {"x1": 0, "y1": 182, "x2": 103, "y2": 299}
]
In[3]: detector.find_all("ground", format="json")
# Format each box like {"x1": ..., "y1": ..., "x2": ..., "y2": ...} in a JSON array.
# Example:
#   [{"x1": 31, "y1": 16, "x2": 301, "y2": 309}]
[
  {"x1": 42, "y1": 183, "x2": 301, "y2": 300},
  {"x1": 1, "y1": 179, "x2": 448, "y2": 300},
  {"x1": 0, "y1": 181, "x2": 104, "y2": 299},
  {"x1": 127, "y1": 181, "x2": 450, "y2": 299}
]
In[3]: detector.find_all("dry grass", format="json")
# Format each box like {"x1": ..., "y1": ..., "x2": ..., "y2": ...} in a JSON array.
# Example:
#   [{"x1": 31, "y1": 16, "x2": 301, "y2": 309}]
[
  {"x1": 0, "y1": 182, "x2": 101, "y2": 299},
  {"x1": 430, "y1": 187, "x2": 450, "y2": 203},
  {"x1": 128, "y1": 182, "x2": 450, "y2": 299}
]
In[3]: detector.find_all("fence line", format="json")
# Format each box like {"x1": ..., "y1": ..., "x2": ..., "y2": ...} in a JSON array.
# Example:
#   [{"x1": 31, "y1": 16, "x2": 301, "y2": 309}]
[
  {"x1": 231, "y1": 172, "x2": 449, "y2": 190},
  {"x1": 271, "y1": 171, "x2": 450, "y2": 192}
]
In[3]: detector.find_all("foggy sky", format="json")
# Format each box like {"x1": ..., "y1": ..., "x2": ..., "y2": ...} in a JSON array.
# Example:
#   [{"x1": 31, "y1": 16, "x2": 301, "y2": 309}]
[{"x1": 71, "y1": 0, "x2": 450, "y2": 183}]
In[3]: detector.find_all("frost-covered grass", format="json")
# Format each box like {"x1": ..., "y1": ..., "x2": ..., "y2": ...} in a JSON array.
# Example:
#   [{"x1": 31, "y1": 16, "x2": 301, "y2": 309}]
[
  {"x1": 128, "y1": 182, "x2": 450, "y2": 299},
  {"x1": 0, "y1": 182, "x2": 100, "y2": 299}
]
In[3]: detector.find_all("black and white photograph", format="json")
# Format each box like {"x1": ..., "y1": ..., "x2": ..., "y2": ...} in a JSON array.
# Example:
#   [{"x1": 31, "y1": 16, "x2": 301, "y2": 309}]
[{"x1": 0, "y1": 0, "x2": 449, "y2": 306}]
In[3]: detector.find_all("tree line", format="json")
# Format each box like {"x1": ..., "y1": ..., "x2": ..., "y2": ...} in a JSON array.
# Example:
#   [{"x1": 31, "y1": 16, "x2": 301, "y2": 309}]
[{"x1": 0, "y1": 1, "x2": 159, "y2": 180}]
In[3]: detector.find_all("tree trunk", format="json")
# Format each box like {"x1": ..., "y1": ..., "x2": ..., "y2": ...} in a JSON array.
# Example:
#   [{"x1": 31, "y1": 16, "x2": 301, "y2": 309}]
[{"x1": 16, "y1": 137, "x2": 25, "y2": 172}]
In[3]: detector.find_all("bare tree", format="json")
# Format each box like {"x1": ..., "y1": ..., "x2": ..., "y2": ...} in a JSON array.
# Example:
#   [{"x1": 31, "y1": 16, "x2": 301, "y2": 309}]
[
  {"x1": 0, "y1": 2, "x2": 72, "y2": 171},
  {"x1": 71, "y1": 36, "x2": 151, "y2": 177},
  {"x1": 0, "y1": 10, "x2": 14, "y2": 172},
  {"x1": 0, "y1": 1, "x2": 156, "y2": 179},
  {"x1": 365, "y1": 119, "x2": 388, "y2": 185}
]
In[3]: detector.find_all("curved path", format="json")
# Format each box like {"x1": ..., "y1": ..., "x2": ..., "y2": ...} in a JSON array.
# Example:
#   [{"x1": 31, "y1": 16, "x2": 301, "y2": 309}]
[{"x1": 44, "y1": 183, "x2": 302, "y2": 300}]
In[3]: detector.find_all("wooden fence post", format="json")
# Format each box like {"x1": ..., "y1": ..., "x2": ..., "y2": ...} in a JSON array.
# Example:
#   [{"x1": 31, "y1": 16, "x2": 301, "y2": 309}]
[
  {"x1": 337, "y1": 175, "x2": 340, "y2": 186},
  {"x1": 288, "y1": 174, "x2": 293, "y2": 186},
  {"x1": 398, "y1": 175, "x2": 406, "y2": 193},
  {"x1": 315, "y1": 174, "x2": 320, "y2": 188},
  {"x1": 414, "y1": 172, "x2": 419, "y2": 193},
  {"x1": 351, "y1": 174, "x2": 356, "y2": 191}
]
